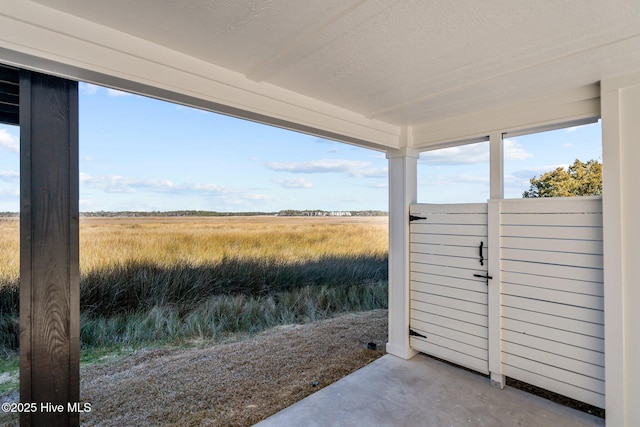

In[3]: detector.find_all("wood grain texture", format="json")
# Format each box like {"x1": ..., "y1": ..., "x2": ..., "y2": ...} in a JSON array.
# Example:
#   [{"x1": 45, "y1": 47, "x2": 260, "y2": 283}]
[{"x1": 20, "y1": 70, "x2": 79, "y2": 427}]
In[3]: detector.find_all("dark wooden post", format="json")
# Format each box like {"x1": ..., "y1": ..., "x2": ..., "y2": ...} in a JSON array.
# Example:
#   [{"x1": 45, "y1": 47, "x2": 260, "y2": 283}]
[{"x1": 19, "y1": 70, "x2": 80, "y2": 426}]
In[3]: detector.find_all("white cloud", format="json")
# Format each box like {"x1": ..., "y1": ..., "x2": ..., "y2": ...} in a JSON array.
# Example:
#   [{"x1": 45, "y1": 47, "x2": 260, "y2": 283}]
[
  {"x1": 420, "y1": 174, "x2": 489, "y2": 187},
  {"x1": 80, "y1": 173, "x2": 229, "y2": 195},
  {"x1": 0, "y1": 129, "x2": 19, "y2": 153},
  {"x1": 350, "y1": 167, "x2": 387, "y2": 178},
  {"x1": 503, "y1": 139, "x2": 533, "y2": 161},
  {"x1": 79, "y1": 173, "x2": 270, "y2": 208},
  {"x1": 266, "y1": 158, "x2": 385, "y2": 178},
  {"x1": 0, "y1": 187, "x2": 19, "y2": 198},
  {"x1": 79, "y1": 199, "x2": 95, "y2": 208},
  {"x1": 314, "y1": 138, "x2": 337, "y2": 145},
  {"x1": 182, "y1": 182, "x2": 234, "y2": 195},
  {"x1": 564, "y1": 122, "x2": 599, "y2": 132},
  {"x1": 81, "y1": 173, "x2": 164, "y2": 193},
  {"x1": 509, "y1": 164, "x2": 568, "y2": 179},
  {"x1": 240, "y1": 194, "x2": 270, "y2": 201},
  {"x1": 419, "y1": 139, "x2": 531, "y2": 165},
  {"x1": 420, "y1": 142, "x2": 489, "y2": 165},
  {"x1": 366, "y1": 182, "x2": 388, "y2": 189},
  {"x1": 107, "y1": 88, "x2": 131, "y2": 97},
  {"x1": 266, "y1": 159, "x2": 370, "y2": 174},
  {"x1": 0, "y1": 171, "x2": 19, "y2": 207},
  {"x1": 0, "y1": 171, "x2": 19, "y2": 183},
  {"x1": 80, "y1": 83, "x2": 99, "y2": 95},
  {"x1": 79, "y1": 83, "x2": 131, "y2": 98},
  {"x1": 274, "y1": 177, "x2": 313, "y2": 188}
]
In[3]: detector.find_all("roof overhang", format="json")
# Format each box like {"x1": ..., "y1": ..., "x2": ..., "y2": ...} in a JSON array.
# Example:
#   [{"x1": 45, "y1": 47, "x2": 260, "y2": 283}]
[{"x1": 1, "y1": 1, "x2": 638, "y2": 150}]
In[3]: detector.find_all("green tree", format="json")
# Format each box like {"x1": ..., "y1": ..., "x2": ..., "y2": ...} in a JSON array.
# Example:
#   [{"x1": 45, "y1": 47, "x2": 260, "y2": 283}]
[{"x1": 523, "y1": 159, "x2": 602, "y2": 198}]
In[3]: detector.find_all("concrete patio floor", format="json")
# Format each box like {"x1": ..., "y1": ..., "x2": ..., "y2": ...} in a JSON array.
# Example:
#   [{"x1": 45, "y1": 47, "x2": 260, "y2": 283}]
[{"x1": 254, "y1": 353, "x2": 605, "y2": 427}]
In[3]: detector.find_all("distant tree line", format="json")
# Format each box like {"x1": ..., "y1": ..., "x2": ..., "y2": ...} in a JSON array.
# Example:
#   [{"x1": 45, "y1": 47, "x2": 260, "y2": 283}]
[
  {"x1": 78, "y1": 210, "x2": 387, "y2": 217},
  {"x1": 276, "y1": 210, "x2": 387, "y2": 217},
  {"x1": 79, "y1": 210, "x2": 274, "y2": 217},
  {"x1": 0, "y1": 210, "x2": 388, "y2": 217}
]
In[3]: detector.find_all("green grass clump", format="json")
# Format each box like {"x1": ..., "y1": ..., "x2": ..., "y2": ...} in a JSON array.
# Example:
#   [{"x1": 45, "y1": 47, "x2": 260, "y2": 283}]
[
  {"x1": 79, "y1": 254, "x2": 387, "y2": 317},
  {"x1": 80, "y1": 281, "x2": 387, "y2": 349},
  {"x1": 0, "y1": 356, "x2": 18, "y2": 394}
]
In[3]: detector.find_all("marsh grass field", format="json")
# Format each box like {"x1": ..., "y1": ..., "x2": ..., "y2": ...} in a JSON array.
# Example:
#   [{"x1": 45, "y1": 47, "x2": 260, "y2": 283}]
[{"x1": 0, "y1": 215, "x2": 388, "y2": 374}]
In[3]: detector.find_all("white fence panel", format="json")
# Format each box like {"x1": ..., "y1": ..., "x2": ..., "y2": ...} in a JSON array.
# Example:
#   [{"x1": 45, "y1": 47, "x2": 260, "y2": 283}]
[{"x1": 498, "y1": 197, "x2": 605, "y2": 408}]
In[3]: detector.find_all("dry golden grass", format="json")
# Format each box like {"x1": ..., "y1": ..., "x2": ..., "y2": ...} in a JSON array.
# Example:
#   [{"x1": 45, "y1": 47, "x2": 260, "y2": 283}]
[
  {"x1": 0, "y1": 219, "x2": 18, "y2": 286},
  {"x1": 0, "y1": 216, "x2": 388, "y2": 284},
  {"x1": 79, "y1": 216, "x2": 388, "y2": 271}
]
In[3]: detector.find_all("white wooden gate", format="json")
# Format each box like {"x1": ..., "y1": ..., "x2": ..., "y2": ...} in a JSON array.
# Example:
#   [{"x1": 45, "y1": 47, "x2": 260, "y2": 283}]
[
  {"x1": 409, "y1": 203, "x2": 490, "y2": 374},
  {"x1": 409, "y1": 197, "x2": 605, "y2": 408}
]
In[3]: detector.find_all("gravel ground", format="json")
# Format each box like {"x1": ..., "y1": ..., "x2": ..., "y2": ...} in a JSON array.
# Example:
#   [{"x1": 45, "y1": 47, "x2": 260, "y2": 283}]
[{"x1": 77, "y1": 309, "x2": 387, "y2": 426}]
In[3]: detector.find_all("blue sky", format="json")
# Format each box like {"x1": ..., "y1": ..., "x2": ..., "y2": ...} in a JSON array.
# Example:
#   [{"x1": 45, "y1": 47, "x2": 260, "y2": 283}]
[{"x1": 0, "y1": 83, "x2": 601, "y2": 212}]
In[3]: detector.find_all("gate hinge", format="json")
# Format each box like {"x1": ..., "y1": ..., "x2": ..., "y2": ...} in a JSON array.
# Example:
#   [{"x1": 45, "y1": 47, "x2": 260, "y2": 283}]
[
  {"x1": 409, "y1": 328, "x2": 427, "y2": 339},
  {"x1": 409, "y1": 214, "x2": 427, "y2": 222}
]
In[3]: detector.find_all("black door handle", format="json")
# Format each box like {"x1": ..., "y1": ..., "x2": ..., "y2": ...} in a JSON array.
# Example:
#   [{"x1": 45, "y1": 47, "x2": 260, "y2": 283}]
[{"x1": 479, "y1": 241, "x2": 484, "y2": 266}]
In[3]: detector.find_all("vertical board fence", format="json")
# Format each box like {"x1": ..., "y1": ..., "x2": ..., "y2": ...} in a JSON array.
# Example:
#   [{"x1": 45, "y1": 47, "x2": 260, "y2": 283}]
[{"x1": 409, "y1": 197, "x2": 604, "y2": 408}]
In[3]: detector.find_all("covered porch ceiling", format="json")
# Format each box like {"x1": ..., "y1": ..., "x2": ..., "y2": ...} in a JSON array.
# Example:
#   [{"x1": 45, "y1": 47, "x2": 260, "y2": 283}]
[{"x1": 1, "y1": 0, "x2": 639, "y2": 150}]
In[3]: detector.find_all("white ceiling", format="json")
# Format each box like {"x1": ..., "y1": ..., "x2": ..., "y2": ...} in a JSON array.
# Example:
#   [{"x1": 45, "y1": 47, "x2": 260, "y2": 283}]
[
  {"x1": 3, "y1": 0, "x2": 639, "y2": 149},
  {"x1": 30, "y1": 0, "x2": 640, "y2": 126}
]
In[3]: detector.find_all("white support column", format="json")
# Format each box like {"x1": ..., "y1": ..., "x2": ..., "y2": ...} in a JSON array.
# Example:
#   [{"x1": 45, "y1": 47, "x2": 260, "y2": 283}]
[
  {"x1": 488, "y1": 131, "x2": 505, "y2": 388},
  {"x1": 386, "y1": 146, "x2": 419, "y2": 360},
  {"x1": 601, "y1": 71, "x2": 640, "y2": 426},
  {"x1": 489, "y1": 132, "x2": 504, "y2": 200}
]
